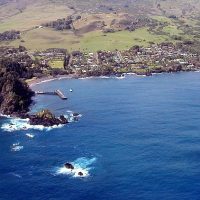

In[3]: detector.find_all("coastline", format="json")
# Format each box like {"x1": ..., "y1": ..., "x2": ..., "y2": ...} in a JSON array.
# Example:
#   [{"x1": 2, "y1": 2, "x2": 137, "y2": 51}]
[
  {"x1": 27, "y1": 74, "x2": 128, "y2": 87},
  {"x1": 27, "y1": 74, "x2": 76, "y2": 87},
  {"x1": 27, "y1": 70, "x2": 199, "y2": 87}
]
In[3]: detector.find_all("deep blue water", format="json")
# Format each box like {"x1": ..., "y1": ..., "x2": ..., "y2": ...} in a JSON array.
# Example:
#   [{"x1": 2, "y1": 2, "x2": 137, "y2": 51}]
[{"x1": 1, "y1": 72, "x2": 200, "y2": 200}]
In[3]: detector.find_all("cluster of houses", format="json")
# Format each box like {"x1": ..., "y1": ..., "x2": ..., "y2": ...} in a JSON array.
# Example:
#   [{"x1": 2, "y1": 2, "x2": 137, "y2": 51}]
[
  {"x1": 1, "y1": 43, "x2": 199, "y2": 77},
  {"x1": 0, "y1": 46, "x2": 32, "y2": 66},
  {"x1": 64, "y1": 43, "x2": 200, "y2": 76},
  {"x1": 33, "y1": 48, "x2": 68, "y2": 66}
]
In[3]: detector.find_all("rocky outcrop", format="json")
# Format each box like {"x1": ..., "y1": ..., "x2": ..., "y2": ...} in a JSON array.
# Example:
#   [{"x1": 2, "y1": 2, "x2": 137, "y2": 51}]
[
  {"x1": 29, "y1": 109, "x2": 68, "y2": 127},
  {"x1": 78, "y1": 172, "x2": 83, "y2": 176},
  {"x1": 64, "y1": 163, "x2": 74, "y2": 170},
  {"x1": 0, "y1": 70, "x2": 34, "y2": 115}
]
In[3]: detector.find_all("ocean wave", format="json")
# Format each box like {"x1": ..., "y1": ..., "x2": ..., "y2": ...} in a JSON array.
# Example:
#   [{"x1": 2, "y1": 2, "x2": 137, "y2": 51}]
[
  {"x1": 1, "y1": 117, "x2": 64, "y2": 132},
  {"x1": 99, "y1": 76, "x2": 110, "y2": 79},
  {"x1": 0, "y1": 113, "x2": 12, "y2": 118},
  {"x1": 78, "y1": 76, "x2": 94, "y2": 80},
  {"x1": 55, "y1": 157, "x2": 97, "y2": 178},
  {"x1": 66, "y1": 110, "x2": 83, "y2": 122},
  {"x1": 115, "y1": 76, "x2": 125, "y2": 79},
  {"x1": 34, "y1": 78, "x2": 58, "y2": 86},
  {"x1": 1, "y1": 111, "x2": 82, "y2": 132},
  {"x1": 9, "y1": 173, "x2": 22, "y2": 178},
  {"x1": 125, "y1": 73, "x2": 136, "y2": 75},
  {"x1": 79, "y1": 75, "x2": 126, "y2": 80},
  {"x1": 11, "y1": 143, "x2": 23, "y2": 152},
  {"x1": 135, "y1": 74, "x2": 147, "y2": 77},
  {"x1": 26, "y1": 133, "x2": 35, "y2": 138}
]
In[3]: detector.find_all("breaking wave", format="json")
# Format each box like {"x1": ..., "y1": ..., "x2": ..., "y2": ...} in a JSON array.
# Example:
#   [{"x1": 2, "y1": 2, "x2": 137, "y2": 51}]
[
  {"x1": 9, "y1": 173, "x2": 22, "y2": 178},
  {"x1": 55, "y1": 157, "x2": 97, "y2": 178},
  {"x1": 1, "y1": 112, "x2": 82, "y2": 132},
  {"x1": 1, "y1": 117, "x2": 64, "y2": 132},
  {"x1": 78, "y1": 75, "x2": 125, "y2": 80},
  {"x1": 11, "y1": 143, "x2": 23, "y2": 152},
  {"x1": 26, "y1": 133, "x2": 35, "y2": 138}
]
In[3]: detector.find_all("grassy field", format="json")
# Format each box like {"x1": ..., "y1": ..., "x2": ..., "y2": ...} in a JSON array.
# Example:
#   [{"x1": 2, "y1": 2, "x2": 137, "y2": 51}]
[
  {"x1": 0, "y1": 2, "x2": 72, "y2": 32},
  {"x1": 48, "y1": 60, "x2": 64, "y2": 69},
  {"x1": 2, "y1": 27, "x2": 170, "y2": 52},
  {"x1": 151, "y1": 16, "x2": 173, "y2": 24},
  {"x1": 0, "y1": 0, "x2": 198, "y2": 53},
  {"x1": 162, "y1": 25, "x2": 183, "y2": 35},
  {"x1": 3, "y1": 28, "x2": 80, "y2": 51},
  {"x1": 0, "y1": 1, "x2": 174, "y2": 53},
  {"x1": 151, "y1": 15, "x2": 194, "y2": 40},
  {"x1": 80, "y1": 28, "x2": 169, "y2": 52}
]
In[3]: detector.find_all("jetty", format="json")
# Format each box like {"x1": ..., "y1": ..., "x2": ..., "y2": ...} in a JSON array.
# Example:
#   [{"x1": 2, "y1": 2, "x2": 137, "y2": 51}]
[
  {"x1": 55, "y1": 90, "x2": 67, "y2": 100},
  {"x1": 35, "y1": 90, "x2": 67, "y2": 100}
]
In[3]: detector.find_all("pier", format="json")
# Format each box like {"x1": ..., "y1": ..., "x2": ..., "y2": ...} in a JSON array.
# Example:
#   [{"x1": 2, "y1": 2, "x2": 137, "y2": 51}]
[
  {"x1": 55, "y1": 90, "x2": 68, "y2": 100},
  {"x1": 35, "y1": 90, "x2": 67, "y2": 100}
]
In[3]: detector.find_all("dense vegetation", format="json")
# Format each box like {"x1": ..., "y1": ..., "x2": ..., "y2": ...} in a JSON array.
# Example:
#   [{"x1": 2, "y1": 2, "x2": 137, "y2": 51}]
[
  {"x1": 42, "y1": 17, "x2": 73, "y2": 31},
  {"x1": 0, "y1": 30, "x2": 20, "y2": 41},
  {"x1": 0, "y1": 59, "x2": 34, "y2": 115}
]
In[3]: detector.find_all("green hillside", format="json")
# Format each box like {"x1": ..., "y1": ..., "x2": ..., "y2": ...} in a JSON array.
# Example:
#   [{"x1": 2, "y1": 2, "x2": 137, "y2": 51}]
[{"x1": 0, "y1": 0, "x2": 199, "y2": 52}]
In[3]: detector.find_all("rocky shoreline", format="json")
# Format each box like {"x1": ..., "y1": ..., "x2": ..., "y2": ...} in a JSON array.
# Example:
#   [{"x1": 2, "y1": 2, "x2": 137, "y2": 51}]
[
  {"x1": 4, "y1": 70, "x2": 198, "y2": 128},
  {"x1": 27, "y1": 69, "x2": 198, "y2": 87}
]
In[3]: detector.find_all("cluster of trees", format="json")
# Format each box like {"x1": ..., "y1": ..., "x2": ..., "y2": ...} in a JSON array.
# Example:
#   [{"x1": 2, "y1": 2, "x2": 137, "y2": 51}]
[
  {"x1": 0, "y1": 30, "x2": 20, "y2": 41},
  {"x1": 111, "y1": 17, "x2": 159, "y2": 32},
  {"x1": 42, "y1": 18, "x2": 73, "y2": 31},
  {"x1": 0, "y1": 58, "x2": 33, "y2": 79},
  {"x1": 0, "y1": 59, "x2": 34, "y2": 115},
  {"x1": 0, "y1": 46, "x2": 54, "y2": 79}
]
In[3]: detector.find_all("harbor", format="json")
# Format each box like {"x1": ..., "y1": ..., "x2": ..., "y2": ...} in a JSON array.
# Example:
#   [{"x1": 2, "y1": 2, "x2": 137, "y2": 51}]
[{"x1": 35, "y1": 89, "x2": 67, "y2": 100}]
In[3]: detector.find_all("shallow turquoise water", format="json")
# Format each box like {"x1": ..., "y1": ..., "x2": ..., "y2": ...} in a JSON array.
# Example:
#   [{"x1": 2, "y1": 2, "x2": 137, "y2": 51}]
[{"x1": 1, "y1": 72, "x2": 200, "y2": 200}]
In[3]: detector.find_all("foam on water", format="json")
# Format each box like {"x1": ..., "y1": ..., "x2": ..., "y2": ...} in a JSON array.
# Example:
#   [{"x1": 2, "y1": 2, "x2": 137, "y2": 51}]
[
  {"x1": 79, "y1": 77, "x2": 94, "y2": 80},
  {"x1": 66, "y1": 110, "x2": 82, "y2": 122},
  {"x1": 1, "y1": 117, "x2": 64, "y2": 132},
  {"x1": 99, "y1": 76, "x2": 110, "y2": 79},
  {"x1": 55, "y1": 157, "x2": 97, "y2": 178},
  {"x1": 11, "y1": 143, "x2": 23, "y2": 152},
  {"x1": 9, "y1": 173, "x2": 22, "y2": 178},
  {"x1": 35, "y1": 78, "x2": 58, "y2": 85},
  {"x1": 26, "y1": 133, "x2": 35, "y2": 138},
  {"x1": 115, "y1": 76, "x2": 125, "y2": 79},
  {"x1": 125, "y1": 73, "x2": 136, "y2": 75},
  {"x1": 1, "y1": 112, "x2": 82, "y2": 132}
]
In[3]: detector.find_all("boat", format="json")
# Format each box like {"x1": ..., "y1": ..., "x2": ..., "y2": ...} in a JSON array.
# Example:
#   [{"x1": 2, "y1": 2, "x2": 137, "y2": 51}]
[{"x1": 70, "y1": 89, "x2": 73, "y2": 92}]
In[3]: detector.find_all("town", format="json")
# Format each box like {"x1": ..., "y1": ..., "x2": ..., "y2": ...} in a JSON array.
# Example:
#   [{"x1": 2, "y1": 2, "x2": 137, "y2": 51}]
[{"x1": 0, "y1": 41, "x2": 200, "y2": 79}]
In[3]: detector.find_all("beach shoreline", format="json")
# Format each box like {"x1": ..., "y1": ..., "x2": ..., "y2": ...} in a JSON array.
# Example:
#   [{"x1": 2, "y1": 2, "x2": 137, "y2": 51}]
[
  {"x1": 27, "y1": 74, "x2": 76, "y2": 87},
  {"x1": 27, "y1": 70, "x2": 198, "y2": 87},
  {"x1": 27, "y1": 73, "x2": 128, "y2": 87}
]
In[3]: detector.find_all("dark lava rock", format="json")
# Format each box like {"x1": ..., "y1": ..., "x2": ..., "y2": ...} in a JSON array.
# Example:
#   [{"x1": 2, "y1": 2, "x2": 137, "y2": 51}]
[
  {"x1": 64, "y1": 163, "x2": 74, "y2": 170},
  {"x1": 78, "y1": 172, "x2": 83, "y2": 176},
  {"x1": 145, "y1": 71, "x2": 152, "y2": 76},
  {"x1": 60, "y1": 115, "x2": 68, "y2": 124},
  {"x1": 29, "y1": 109, "x2": 68, "y2": 127},
  {"x1": 72, "y1": 113, "x2": 80, "y2": 117}
]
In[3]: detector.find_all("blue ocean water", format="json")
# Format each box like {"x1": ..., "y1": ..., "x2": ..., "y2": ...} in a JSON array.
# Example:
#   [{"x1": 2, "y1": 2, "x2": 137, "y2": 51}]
[{"x1": 1, "y1": 72, "x2": 200, "y2": 200}]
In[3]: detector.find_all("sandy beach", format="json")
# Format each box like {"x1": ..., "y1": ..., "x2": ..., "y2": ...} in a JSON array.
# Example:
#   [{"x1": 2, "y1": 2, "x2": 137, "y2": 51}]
[{"x1": 27, "y1": 74, "x2": 77, "y2": 87}]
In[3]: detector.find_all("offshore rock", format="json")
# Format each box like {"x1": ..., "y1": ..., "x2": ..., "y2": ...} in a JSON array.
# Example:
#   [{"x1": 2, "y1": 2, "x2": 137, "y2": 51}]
[
  {"x1": 64, "y1": 163, "x2": 74, "y2": 170},
  {"x1": 78, "y1": 172, "x2": 84, "y2": 176},
  {"x1": 29, "y1": 109, "x2": 68, "y2": 127}
]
